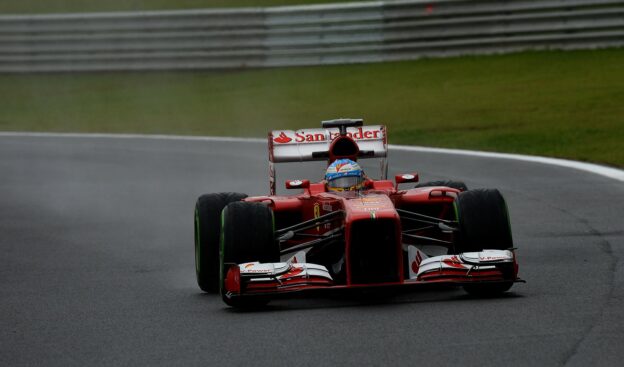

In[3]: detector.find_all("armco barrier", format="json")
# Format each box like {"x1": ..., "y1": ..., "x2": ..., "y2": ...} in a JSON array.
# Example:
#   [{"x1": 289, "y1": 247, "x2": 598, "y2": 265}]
[{"x1": 1, "y1": 0, "x2": 623, "y2": 72}]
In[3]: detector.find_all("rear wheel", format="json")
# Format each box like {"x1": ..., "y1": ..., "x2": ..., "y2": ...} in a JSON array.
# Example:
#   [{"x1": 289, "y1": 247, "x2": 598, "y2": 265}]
[
  {"x1": 415, "y1": 180, "x2": 468, "y2": 191},
  {"x1": 220, "y1": 201, "x2": 279, "y2": 307},
  {"x1": 194, "y1": 192, "x2": 247, "y2": 293},
  {"x1": 454, "y1": 189, "x2": 514, "y2": 296}
]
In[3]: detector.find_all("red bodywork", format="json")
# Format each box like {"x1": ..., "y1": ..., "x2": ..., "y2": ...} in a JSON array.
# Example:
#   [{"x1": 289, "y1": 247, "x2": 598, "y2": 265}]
[{"x1": 222, "y1": 122, "x2": 520, "y2": 302}]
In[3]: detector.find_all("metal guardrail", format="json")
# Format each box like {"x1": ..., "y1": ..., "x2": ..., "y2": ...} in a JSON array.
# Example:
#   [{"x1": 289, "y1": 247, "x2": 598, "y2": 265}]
[{"x1": 1, "y1": 0, "x2": 623, "y2": 72}]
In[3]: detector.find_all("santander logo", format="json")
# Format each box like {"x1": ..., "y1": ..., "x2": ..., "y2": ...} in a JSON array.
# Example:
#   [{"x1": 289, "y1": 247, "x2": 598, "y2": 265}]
[
  {"x1": 273, "y1": 127, "x2": 382, "y2": 144},
  {"x1": 273, "y1": 132, "x2": 292, "y2": 144}
]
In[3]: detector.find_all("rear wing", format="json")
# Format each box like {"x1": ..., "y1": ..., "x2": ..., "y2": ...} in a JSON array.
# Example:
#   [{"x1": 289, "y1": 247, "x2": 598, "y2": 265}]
[{"x1": 268, "y1": 123, "x2": 388, "y2": 195}]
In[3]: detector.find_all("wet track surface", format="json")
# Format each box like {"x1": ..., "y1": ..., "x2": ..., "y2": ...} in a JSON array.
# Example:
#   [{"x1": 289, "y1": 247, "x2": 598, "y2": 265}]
[{"x1": 1, "y1": 136, "x2": 623, "y2": 366}]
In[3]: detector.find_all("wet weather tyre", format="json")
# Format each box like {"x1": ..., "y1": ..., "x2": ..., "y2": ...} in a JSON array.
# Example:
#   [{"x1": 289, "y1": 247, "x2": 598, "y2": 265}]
[
  {"x1": 194, "y1": 192, "x2": 247, "y2": 293},
  {"x1": 220, "y1": 201, "x2": 279, "y2": 307},
  {"x1": 454, "y1": 188, "x2": 513, "y2": 253},
  {"x1": 454, "y1": 189, "x2": 514, "y2": 296},
  {"x1": 415, "y1": 180, "x2": 468, "y2": 191}
]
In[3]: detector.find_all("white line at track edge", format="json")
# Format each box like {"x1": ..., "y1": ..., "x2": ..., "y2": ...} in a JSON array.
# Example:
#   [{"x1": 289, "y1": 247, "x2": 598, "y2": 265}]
[{"x1": 1, "y1": 131, "x2": 623, "y2": 182}]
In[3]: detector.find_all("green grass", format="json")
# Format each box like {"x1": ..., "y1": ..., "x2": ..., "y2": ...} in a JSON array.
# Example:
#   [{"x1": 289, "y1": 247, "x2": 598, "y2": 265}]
[
  {"x1": 0, "y1": 0, "x2": 366, "y2": 14},
  {"x1": 1, "y1": 48, "x2": 623, "y2": 167}
]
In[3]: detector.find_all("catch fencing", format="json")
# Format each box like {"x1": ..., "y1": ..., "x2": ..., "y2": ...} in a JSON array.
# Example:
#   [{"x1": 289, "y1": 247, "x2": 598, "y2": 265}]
[{"x1": 1, "y1": 0, "x2": 623, "y2": 72}]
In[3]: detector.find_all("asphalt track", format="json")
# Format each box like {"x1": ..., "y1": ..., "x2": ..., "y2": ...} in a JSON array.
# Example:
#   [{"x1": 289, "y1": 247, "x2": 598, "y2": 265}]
[{"x1": 1, "y1": 134, "x2": 623, "y2": 366}]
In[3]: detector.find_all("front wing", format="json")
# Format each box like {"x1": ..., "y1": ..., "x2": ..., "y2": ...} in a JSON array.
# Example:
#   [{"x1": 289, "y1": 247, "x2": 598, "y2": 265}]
[{"x1": 223, "y1": 249, "x2": 522, "y2": 302}]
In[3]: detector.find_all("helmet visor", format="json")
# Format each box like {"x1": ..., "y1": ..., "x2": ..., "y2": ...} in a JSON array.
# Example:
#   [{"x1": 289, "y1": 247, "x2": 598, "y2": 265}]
[{"x1": 327, "y1": 176, "x2": 363, "y2": 191}]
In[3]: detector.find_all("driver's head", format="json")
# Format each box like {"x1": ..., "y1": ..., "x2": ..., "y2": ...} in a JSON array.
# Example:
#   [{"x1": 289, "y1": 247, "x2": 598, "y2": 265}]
[{"x1": 325, "y1": 159, "x2": 364, "y2": 192}]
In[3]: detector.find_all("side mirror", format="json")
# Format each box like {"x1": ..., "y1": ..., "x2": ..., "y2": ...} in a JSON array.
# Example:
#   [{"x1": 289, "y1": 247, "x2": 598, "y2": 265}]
[
  {"x1": 285, "y1": 179, "x2": 310, "y2": 190},
  {"x1": 395, "y1": 173, "x2": 419, "y2": 189}
]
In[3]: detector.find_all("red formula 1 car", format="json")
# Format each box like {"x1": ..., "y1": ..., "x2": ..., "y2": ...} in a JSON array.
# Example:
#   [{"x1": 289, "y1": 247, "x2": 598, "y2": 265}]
[{"x1": 194, "y1": 119, "x2": 522, "y2": 307}]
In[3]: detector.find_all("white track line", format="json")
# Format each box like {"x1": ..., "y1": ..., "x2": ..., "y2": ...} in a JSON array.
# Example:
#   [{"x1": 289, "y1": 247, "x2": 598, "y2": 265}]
[
  {"x1": 1, "y1": 131, "x2": 623, "y2": 182},
  {"x1": 389, "y1": 145, "x2": 624, "y2": 182}
]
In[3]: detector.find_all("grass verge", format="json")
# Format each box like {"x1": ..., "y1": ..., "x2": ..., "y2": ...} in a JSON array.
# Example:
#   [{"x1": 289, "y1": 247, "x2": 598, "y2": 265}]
[{"x1": 1, "y1": 48, "x2": 623, "y2": 167}]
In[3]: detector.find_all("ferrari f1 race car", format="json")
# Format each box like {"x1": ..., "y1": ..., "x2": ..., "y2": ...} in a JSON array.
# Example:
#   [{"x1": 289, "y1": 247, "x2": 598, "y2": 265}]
[{"x1": 194, "y1": 119, "x2": 522, "y2": 307}]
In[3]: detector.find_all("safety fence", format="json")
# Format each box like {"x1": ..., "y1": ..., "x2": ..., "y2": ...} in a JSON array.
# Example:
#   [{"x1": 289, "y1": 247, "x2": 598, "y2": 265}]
[{"x1": 1, "y1": 0, "x2": 623, "y2": 72}]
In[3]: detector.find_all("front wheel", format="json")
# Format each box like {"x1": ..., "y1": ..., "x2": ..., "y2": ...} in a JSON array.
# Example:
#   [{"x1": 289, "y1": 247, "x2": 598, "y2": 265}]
[
  {"x1": 195, "y1": 192, "x2": 247, "y2": 293},
  {"x1": 220, "y1": 201, "x2": 279, "y2": 307},
  {"x1": 454, "y1": 188, "x2": 513, "y2": 253},
  {"x1": 454, "y1": 189, "x2": 515, "y2": 296}
]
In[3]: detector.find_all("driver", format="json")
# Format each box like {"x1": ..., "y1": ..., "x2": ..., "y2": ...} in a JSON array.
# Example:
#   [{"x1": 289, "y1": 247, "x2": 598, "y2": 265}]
[{"x1": 325, "y1": 158, "x2": 365, "y2": 192}]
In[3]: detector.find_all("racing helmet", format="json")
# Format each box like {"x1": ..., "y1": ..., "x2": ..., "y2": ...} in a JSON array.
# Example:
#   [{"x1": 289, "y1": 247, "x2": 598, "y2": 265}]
[{"x1": 325, "y1": 159, "x2": 364, "y2": 192}]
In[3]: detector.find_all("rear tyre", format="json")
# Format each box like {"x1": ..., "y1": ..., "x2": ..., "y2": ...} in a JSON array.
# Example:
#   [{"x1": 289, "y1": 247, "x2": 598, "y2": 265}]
[
  {"x1": 220, "y1": 201, "x2": 279, "y2": 307},
  {"x1": 454, "y1": 189, "x2": 514, "y2": 296},
  {"x1": 415, "y1": 180, "x2": 468, "y2": 191},
  {"x1": 195, "y1": 192, "x2": 247, "y2": 293}
]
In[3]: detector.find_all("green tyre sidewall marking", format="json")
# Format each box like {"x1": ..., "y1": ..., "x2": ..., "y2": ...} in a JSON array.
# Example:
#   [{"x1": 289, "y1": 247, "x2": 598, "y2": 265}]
[{"x1": 194, "y1": 206, "x2": 201, "y2": 275}]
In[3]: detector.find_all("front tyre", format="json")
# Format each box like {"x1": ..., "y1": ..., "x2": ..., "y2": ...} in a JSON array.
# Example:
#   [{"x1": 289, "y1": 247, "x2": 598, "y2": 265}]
[
  {"x1": 454, "y1": 189, "x2": 515, "y2": 296},
  {"x1": 220, "y1": 201, "x2": 279, "y2": 307},
  {"x1": 195, "y1": 192, "x2": 247, "y2": 293},
  {"x1": 454, "y1": 188, "x2": 513, "y2": 253}
]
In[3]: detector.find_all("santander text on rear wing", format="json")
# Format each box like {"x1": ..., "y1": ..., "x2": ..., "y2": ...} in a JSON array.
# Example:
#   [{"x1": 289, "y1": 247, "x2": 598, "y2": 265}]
[
  {"x1": 269, "y1": 125, "x2": 387, "y2": 163},
  {"x1": 267, "y1": 122, "x2": 388, "y2": 195}
]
